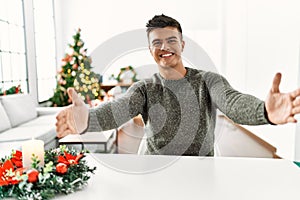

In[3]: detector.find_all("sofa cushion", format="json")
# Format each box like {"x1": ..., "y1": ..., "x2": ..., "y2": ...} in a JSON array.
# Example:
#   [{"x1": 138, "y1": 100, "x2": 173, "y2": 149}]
[
  {"x1": 0, "y1": 94, "x2": 37, "y2": 127},
  {"x1": 18, "y1": 115, "x2": 57, "y2": 144},
  {"x1": 0, "y1": 102, "x2": 11, "y2": 132},
  {"x1": 18, "y1": 114, "x2": 56, "y2": 127},
  {"x1": 0, "y1": 124, "x2": 55, "y2": 144},
  {"x1": 0, "y1": 114, "x2": 57, "y2": 151}
]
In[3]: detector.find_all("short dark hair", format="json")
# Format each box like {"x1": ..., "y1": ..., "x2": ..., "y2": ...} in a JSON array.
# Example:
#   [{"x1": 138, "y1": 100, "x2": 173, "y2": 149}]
[{"x1": 146, "y1": 14, "x2": 182, "y2": 38}]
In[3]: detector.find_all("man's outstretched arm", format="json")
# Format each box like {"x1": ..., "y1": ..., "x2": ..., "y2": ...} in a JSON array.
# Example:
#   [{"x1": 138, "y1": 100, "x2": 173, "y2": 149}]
[
  {"x1": 204, "y1": 71, "x2": 300, "y2": 126},
  {"x1": 56, "y1": 82, "x2": 147, "y2": 138}
]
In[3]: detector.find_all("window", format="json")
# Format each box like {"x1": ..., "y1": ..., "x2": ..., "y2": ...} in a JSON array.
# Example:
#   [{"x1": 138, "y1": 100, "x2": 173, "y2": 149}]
[
  {"x1": 33, "y1": 0, "x2": 56, "y2": 102},
  {"x1": 0, "y1": 0, "x2": 27, "y2": 93}
]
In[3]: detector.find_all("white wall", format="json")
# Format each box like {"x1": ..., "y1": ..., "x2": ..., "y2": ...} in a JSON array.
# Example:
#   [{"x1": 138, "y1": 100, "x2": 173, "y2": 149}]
[
  {"x1": 54, "y1": 0, "x2": 300, "y2": 160},
  {"x1": 248, "y1": 0, "x2": 300, "y2": 160},
  {"x1": 54, "y1": 0, "x2": 222, "y2": 73},
  {"x1": 224, "y1": 0, "x2": 300, "y2": 160}
]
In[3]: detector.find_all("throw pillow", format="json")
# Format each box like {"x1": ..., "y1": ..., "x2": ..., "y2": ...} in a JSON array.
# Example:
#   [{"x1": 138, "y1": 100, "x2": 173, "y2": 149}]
[{"x1": 0, "y1": 94, "x2": 37, "y2": 127}]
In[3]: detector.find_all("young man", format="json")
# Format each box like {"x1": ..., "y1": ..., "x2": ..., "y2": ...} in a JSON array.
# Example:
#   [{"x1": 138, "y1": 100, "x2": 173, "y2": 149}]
[{"x1": 56, "y1": 14, "x2": 300, "y2": 156}]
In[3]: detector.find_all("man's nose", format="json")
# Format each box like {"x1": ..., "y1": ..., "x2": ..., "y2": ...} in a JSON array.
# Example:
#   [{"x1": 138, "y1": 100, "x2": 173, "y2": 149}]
[{"x1": 160, "y1": 41, "x2": 170, "y2": 51}]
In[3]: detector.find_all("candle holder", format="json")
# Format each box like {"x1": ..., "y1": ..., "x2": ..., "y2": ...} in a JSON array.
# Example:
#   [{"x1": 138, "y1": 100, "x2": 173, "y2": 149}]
[
  {"x1": 22, "y1": 139, "x2": 44, "y2": 168},
  {"x1": 0, "y1": 145, "x2": 96, "y2": 199}
]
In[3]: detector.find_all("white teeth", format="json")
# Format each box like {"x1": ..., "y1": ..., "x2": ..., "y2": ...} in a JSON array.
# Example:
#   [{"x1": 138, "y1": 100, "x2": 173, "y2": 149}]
[{"x1": 162, "y1": 53, "x2": 172, "y2": 57}]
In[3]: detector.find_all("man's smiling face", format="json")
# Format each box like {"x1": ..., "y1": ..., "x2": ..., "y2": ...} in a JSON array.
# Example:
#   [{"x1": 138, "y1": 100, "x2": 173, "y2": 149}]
[{"x1": 148, "y1": 27, "x2": 185, "y2": 69}]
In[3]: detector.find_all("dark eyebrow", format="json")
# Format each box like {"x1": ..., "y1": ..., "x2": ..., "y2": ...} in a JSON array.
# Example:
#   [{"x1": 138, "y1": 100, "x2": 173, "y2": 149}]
[{"x1": 166, "y1": 36, "x2": 178, "y2": 40}]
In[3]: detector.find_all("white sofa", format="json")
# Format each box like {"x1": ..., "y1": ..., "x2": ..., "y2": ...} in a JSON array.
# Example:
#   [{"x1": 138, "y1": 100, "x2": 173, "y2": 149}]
[{"x1": 0, "y1": 94, "x2": 61, "y2": 153}]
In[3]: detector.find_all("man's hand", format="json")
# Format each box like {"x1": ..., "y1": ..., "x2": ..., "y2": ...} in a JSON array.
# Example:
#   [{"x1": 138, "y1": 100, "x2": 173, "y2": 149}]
[
  {"x1": 265, "y1": 73, "x2": 300, "y2": 124},
  {"x1": 56, "y1": 88, "x2": 89, "y2": 138}
]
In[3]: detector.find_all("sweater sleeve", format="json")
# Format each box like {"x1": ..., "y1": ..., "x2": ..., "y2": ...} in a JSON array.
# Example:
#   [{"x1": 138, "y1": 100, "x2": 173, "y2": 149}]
[
  {"x1": 86, "y1": 81, "x2": 147, "y2": 132},
  {"x1": 203, "y1": 71, "x2": 269, "y2": 125}
]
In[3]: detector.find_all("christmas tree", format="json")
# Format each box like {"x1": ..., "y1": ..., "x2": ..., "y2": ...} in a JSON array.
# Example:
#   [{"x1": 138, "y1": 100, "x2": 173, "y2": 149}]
[{"x1": 49, "y1": 28, "x2": 101, "y2": 107}]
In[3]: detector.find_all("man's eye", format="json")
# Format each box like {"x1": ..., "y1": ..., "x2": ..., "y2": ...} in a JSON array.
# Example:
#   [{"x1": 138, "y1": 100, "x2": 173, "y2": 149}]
[
  {"x1": 153, "y1": 41, "x2": 162, "y2": 47},
  {"x1": 168, "y1": 39, "x2": 178, "y2": 44}
]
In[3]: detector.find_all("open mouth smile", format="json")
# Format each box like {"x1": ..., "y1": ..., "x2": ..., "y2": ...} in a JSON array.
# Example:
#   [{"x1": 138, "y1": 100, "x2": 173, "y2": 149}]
[{"x1": 159, "y1": 52, "x2": 175, "y2": 58}]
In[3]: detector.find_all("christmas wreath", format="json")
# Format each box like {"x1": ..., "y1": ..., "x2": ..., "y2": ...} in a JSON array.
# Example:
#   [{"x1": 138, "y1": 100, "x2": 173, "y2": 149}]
[
  {"x1": 0, "y1": 145, "x2": 96, "y2": 200},
  {"x1": 116, "y1": 66, "x2": 138, "y2": 83}
]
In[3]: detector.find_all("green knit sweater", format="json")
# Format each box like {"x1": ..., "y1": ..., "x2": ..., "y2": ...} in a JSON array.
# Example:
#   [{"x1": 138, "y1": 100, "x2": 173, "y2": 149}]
[{"x1": 87, "y1": 67, "x2": 269, "y2": 156}]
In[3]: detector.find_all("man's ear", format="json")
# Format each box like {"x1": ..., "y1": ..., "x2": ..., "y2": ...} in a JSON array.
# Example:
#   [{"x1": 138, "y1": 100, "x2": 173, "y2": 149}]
[
  {"x1": 149, "y1": 46, "x2": 154, "y2": 57},
  {"x1": 181, "y1": 40, "x2": 185, "y2": 52}
]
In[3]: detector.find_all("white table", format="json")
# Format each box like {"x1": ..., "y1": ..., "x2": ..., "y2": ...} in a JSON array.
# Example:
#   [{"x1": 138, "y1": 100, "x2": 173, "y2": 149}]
[{"x1": 56, "y1": 154, "x2": 300, "y2": 200}]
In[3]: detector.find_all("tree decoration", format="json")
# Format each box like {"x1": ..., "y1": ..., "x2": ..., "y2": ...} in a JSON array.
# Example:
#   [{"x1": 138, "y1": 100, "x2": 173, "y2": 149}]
[
  {"x1": 0, "y1": 146, "x2": 96, "y2": 200},
  {"x1": 49, "y1": 28, "x2": 101, "y2": 107}
]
